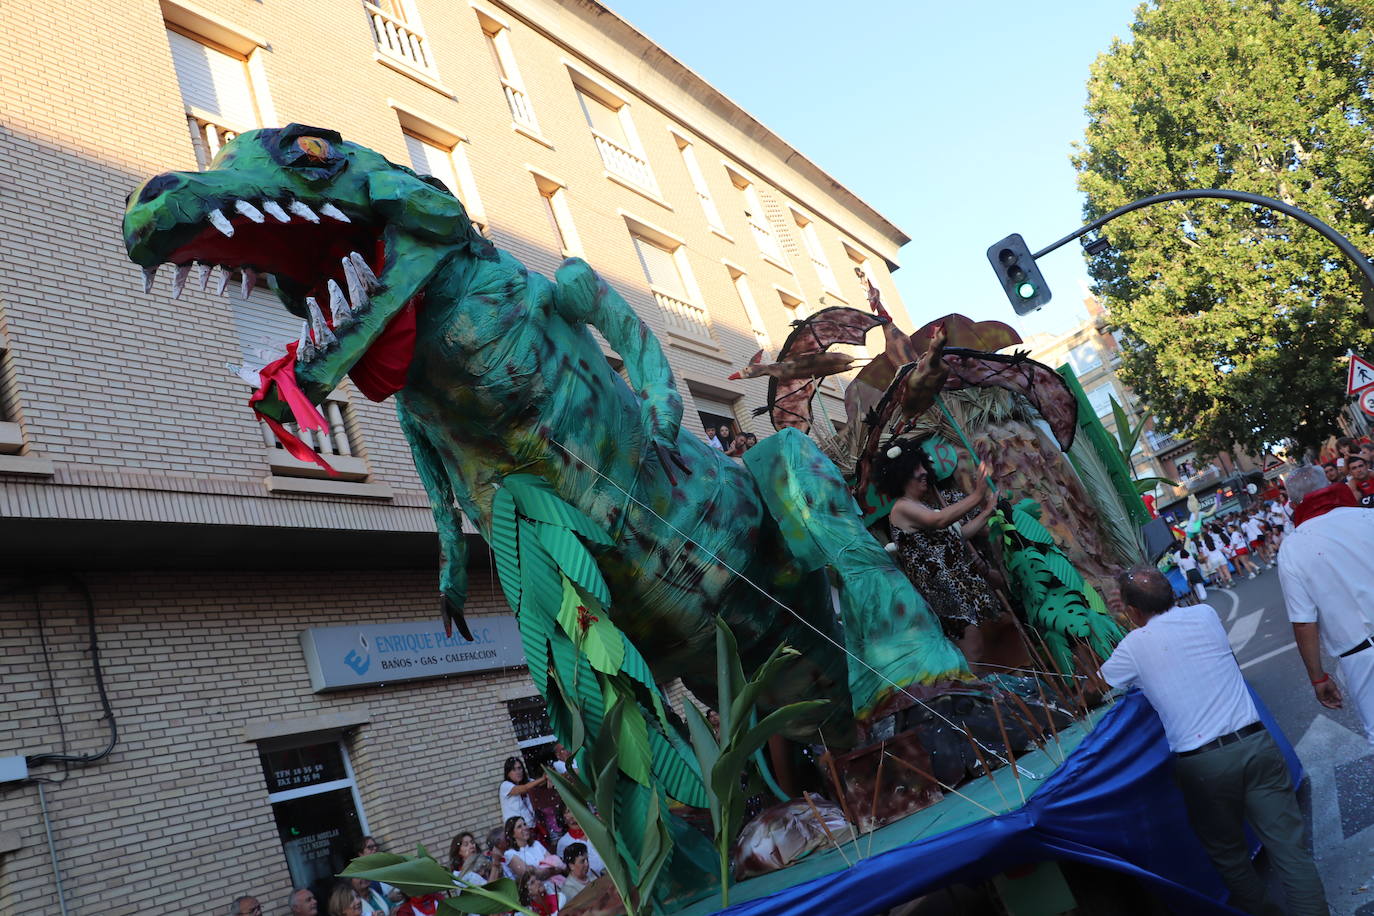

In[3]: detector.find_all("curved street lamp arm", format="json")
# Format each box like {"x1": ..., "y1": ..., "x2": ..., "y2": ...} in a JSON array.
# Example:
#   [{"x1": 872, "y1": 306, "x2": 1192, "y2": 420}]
[{"x1": 1032, "y1": 189, "x2": 1374, "y2": 318}]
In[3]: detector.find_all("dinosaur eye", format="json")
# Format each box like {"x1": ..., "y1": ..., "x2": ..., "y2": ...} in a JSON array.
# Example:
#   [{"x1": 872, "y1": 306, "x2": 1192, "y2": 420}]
[{"x1": 295, "y1": 136, "x2": 335, "y2": 162}]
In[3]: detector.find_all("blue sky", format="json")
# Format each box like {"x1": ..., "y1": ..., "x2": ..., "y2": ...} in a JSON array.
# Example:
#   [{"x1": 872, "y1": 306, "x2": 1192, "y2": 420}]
[{"x1": 608, "y1": 0, "x2": 1144, "y2": 341}]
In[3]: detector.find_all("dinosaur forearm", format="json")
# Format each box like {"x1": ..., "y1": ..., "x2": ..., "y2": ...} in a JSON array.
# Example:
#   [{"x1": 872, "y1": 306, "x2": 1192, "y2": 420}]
[
  {"x1": 396, "y1": 400, "x2": 468, "y2": 610},
  {"x1": 553, "y1": 258, "x2": 682, "y2": 440}
]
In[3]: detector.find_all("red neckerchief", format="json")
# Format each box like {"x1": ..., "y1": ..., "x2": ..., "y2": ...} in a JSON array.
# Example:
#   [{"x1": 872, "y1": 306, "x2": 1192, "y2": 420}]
[
  {"x1": 1293, "y1": 483, "x2": 1358, "y2": 527},
  {"x1": 564, "y1": 825, "x2": 586, "y2": 841},
  {"x1": 395, "y1": 894, "x2": 445, "y2": 916}
]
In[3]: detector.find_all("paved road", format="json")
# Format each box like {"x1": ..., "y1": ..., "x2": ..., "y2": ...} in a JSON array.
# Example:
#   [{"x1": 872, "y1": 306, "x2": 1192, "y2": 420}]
[{"x1": 1205, "y1": 566, "x2": 1374, "y2": 915}]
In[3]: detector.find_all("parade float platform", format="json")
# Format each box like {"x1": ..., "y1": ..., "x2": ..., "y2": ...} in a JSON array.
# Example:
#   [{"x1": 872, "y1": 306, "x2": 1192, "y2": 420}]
[{"x1": 676, "y1": 688, "x2": 1299, "y2": 916}]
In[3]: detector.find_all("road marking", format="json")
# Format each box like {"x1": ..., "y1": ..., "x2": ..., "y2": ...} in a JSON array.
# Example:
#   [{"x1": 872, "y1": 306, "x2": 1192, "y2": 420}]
[
  {"x1": 1216, "y1": 589, "x2": 1241, "y2": 622},
  {"x1": 1228, "y1": 609, "x2": 1266, "y2": 653},
  {"x1": 1292, "y1": 715, "x2": 1374, "y2": 907},
  {"x1": 1239, "y1": 642, "x2": 1298, "y2": 669}
]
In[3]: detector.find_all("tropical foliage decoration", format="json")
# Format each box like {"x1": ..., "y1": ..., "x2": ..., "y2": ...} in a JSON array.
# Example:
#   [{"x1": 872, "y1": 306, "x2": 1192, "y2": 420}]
[
  {"x1": 989, "y1": 498, "x2": 1125, "y2": 679},
  {"x1": 490, "y1": 473, "x2": 707, "y2": 807},
  {"x1": 1107, "y1": 395, "x2": 1177, "y2": 497},
  {"x1": 340, "y1": 845, "x2": 533, "y2": 916},
  {"x1": 680, "y1": 619, "x2": 829, "y2": 907}
]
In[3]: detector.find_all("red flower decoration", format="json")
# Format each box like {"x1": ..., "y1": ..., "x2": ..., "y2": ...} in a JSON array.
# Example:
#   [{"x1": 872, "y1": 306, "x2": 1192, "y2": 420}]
[{"x1": 576, "y1": 604, "x2": 599, "y2": 632}]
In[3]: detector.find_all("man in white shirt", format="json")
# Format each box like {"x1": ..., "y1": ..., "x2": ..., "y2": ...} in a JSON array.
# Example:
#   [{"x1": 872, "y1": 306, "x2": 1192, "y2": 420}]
[
  {"x1": 1277, "y1": 464, "x2": 1374, "y2": 747},
  {"x1": 1100, "y1": 566, "x2": 1327, "y2": 916}
]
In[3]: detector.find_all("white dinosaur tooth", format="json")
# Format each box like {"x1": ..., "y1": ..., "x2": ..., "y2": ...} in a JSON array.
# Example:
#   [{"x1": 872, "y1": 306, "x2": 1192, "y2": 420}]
[
  {"x1": 171, "y1": 263, "x2": 192, "y2": 299},
  {"x1": 348, "y1": 251, "x2": 381, "y2": 289},
  {"x1": 263, "y1": 200, "x2": 291, "y2": 223},
  {"x1": 227, "y1": 362, "x2": 262, "y2": 388},
  {"x1": 141, "y1": 265, "x2": 159, "y2": 293},
  {"x1": 287, "y1": 200, "x2": 320, "y2": 223},
  {"x1": 215, "y1": 266, "x2": 234, "y2": 296},
  {"x1": 342, "y1": 257, "x2": 370, "y2": 312},
  {"x1": 319, "y1": 202, "x2": 351, "y2": 223},
  {"x1": 297, "y1": 321, "x2": 318, "y2": 363},
  {"x1": 240, "y1": 268, "x2": 258, "y2": 299},
  {"x1": 234, "y1": 200, "x2": 265, "y2": 223},
  {"x1": 327, "y1": 279, "x2": 355, "y2": 328},
  {"x1": 306, "y1": 297, "x2": 337, "y2": 348},
  {"x1": 198, "y1": 263, "x2": 213, "y2": 290},
  {"x1": 265, "y1": 273, "x2": 279, "y2": 291},
  {"x1": 207, "y1": 208, "x2": 235, "y2": 237}
]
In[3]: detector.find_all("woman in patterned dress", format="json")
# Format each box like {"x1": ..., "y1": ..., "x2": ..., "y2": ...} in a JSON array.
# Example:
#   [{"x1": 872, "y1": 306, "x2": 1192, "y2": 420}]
[{"x1": 877, "y1": 443, "x2": 1001, "y2": 665}]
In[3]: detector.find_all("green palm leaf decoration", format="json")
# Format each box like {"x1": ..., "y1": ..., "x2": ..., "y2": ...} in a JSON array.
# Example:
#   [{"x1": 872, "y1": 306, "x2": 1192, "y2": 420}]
[
  {"x1": 491, "y1": 471, "x2": 710, "y2": 817},
  {"x1": 992, "y1": 498, "x2": 1125, "y2": 681}
]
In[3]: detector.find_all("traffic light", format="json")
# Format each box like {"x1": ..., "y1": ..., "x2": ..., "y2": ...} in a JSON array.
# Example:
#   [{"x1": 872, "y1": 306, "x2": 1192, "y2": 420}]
[{"x1": 986, "y1": 233, "x2": 1052, "y2": 314}]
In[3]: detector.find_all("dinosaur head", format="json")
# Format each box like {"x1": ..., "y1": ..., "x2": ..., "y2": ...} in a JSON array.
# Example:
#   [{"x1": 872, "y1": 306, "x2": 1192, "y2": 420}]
[{"x1": 123, "y1": 123, "x2": 493, "y2": 405}]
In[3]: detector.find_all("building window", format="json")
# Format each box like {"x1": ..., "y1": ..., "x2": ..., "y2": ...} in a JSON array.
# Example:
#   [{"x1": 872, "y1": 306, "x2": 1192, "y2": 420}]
[
  {"x1": 777, "y1": 287, "x2": 806, "y2": 318},
  {"x1": 727, "y1": 167, "x2": 787, "y2": 267},
  {"x1": 232, "y1": 290, "x2": 371, "y2": 481},
  {"x1": 693, "y1": 392, "x2": 741, "y2": 451},
  {"x1": 673, "y1": 133, "x2": 725, "y2": 233},
  {"x1": 259, "y1": 737, "x2": 370, "y2": 903},
  {"x1": 572, "y1": 74, "x2": 656, "y2": 192},
  {"x1": 165, "y1": 26, "x2": 263, "y2": 169},
  {"x1": 629, "y1": 225, "x2": 712, "y2": 341},
  {"x1": 1084, "y1": 382, "x2": 1117, "y2": 420},
  {"x1": 532, "y1": 172, "x2": 581, "y2": 257},
  {"x1": 725, "y1": 264, "x2": 770, "y2": 351},
  {"x1": 1067, "y1": 342, "x2": 1102, "y2": 376},
  {"x1": 843, "y1": 241, "x2": 878, "y2": 296},
  {"x1": 364, "y1": 0, "x2": 433, "y2": 73},
  {"x1": 477, "y1": 12, "x2": 538, "y2": 132},
  {"x1": 792, "y1": 210, "x2": 839, "y2": 293},
  {"x1": 401, "y1": 128, "x2": 487, "y2": 234}
]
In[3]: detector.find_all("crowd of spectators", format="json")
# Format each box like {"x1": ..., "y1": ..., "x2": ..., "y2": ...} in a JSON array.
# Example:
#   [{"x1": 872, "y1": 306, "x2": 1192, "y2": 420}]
[{"x1": 231, "y1": 750, "x2": 606, "y2": 916}]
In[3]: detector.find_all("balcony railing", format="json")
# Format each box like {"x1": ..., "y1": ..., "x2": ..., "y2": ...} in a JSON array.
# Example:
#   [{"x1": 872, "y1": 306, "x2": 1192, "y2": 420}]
[
  {"x1": 188, "y1": 115, "x2": 237, "y2": 170},
  {"x1": 1182, "y1": 466, "x2": 1221, "y2": 492},
  {"x1": 502, "y1": 80, "x2": 537, "y2": 130},
  {"x1": 365, "y1": 2, "x2": 431, "y2": 72},
  {"x1": 1146, "y1": 430, "x2": 1183, "y2": 452},
  {"x1": 262, "y1": 393, "x2": 369, "y2": 480},
  {"x1": 592, "y1": 130, "x2": 654, "y2": 190},
  {"x1": 654, "y1": 289, "x2": 714, "y2": 342}
]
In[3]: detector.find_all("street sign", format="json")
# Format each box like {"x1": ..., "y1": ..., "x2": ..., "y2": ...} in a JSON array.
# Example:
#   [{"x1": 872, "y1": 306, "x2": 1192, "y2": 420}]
[
  {"x1": 1347, "y1": 353, "x2": 1374, "y2": 394},
  {"x1": 1360, "y1": 388, "x2": 1374, "y2": 418}
]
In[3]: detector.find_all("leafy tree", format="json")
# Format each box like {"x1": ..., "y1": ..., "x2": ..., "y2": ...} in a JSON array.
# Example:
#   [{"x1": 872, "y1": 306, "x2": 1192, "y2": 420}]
[{"x1": 1073, "y1": 0, "x2": 1374, "y2": 456}]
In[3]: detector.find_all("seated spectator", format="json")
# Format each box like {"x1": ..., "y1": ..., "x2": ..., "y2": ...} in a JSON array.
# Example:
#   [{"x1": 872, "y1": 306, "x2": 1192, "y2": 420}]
[
  {"x1": 392, "y1": 893, "x2": 445, "y2": 916},
  {"x1": 450, "y1": 830, "x2": 500, "y2": 888},
  {"x1": 351, "y1": 878, "x2": 388, "y2": 916},
  {"x1": 503, "y1": 816, "x2": 564, "y2": 881},
  {"x1": 519, "y1": 872, "x2": 559, "y2": 916},
  {"x1": 327, "y1": 884, "x2": 362, "y2": 916},
  {"x1": 559, "y1": 843, "x2": 595, "y2": 904},
  {"x1": 289, "y1": 889, "x2": 318, "y2": 916},
  {"x1": 554, "y1": 807, "x2": 605, "y2": 876},
  {"x1": 550, "y1": 743, "x2": 575, "y2": 776},
  {"x1": 231, "y1": 896, "x2": 262, "y2": 916},
  {"x1": 356, "y1": 837, "x2": 400, "y2": 907}
]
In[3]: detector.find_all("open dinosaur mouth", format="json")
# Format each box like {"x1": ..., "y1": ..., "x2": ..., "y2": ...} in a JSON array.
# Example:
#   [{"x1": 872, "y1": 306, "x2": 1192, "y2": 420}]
[{"x1": 136, "y1": 194, "x2": 416, "y2": 395}]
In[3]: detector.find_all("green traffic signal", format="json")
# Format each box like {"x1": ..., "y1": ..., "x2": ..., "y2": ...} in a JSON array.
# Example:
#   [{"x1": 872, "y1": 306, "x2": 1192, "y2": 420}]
[{"x1": 1016, "y1": 281, "x2": 1037, "y2": 299}]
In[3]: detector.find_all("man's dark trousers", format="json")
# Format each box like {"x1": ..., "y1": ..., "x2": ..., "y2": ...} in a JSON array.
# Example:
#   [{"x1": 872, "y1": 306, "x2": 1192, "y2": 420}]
[{"x1": 1174, "y1": 730, "x2": 1327, "y2": 916}]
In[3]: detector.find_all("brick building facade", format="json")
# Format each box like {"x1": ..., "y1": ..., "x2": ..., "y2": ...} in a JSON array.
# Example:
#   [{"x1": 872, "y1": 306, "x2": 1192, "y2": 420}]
[{"x1": 0, "y1": 2, "x2": 912, "y2": 913}]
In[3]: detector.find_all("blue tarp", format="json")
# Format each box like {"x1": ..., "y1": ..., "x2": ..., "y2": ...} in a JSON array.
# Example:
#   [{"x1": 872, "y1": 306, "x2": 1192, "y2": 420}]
[{"x1": 705, "y1": 687, "x2": 1300, "y2": 916}]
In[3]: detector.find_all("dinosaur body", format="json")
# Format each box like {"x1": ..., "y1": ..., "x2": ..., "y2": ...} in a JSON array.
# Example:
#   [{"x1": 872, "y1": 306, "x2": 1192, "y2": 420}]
[{"x1": 122, "y1": 125, "x2": 966, "y2": 739}]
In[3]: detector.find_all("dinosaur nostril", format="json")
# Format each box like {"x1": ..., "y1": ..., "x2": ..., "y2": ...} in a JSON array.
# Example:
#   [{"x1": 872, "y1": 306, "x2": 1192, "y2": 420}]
[{"x1": 136, "y1": 173, "x2": 182, "y2": 204}]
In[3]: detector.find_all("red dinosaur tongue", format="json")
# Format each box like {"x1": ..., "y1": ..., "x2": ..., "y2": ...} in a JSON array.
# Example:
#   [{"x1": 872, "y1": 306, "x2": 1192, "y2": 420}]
[{"x1": 348, "y1": 294, "x2": 419, "y2": 401}]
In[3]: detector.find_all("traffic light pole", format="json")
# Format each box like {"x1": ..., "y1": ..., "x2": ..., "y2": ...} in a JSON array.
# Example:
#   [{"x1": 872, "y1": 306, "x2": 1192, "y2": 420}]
[{"x1": 1031, "y1": 188, "x2": 1374, "y2": 322}]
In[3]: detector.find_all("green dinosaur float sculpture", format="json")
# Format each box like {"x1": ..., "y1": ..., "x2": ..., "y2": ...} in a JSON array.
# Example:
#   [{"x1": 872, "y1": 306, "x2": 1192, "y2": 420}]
[{"x1": 122, "y1": 125, "x2": 971, "y2": 889}]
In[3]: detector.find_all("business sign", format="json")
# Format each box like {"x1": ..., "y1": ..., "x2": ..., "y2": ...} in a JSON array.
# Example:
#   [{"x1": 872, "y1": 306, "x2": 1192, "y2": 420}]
[{"x1": 300, "y1": 616, "x2": 526, "y2": 692}]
